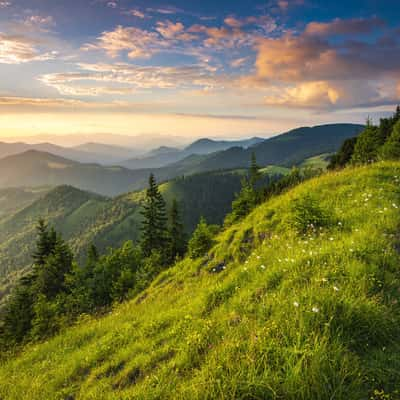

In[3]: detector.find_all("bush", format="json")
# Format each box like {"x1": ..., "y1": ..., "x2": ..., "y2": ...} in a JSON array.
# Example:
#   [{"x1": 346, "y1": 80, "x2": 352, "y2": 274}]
[
  {"x1": 289, "y1": 194, "x2": 332, "y2": 234},
  {"x1": 188, "y1": 217, "x2": 219, "y2": 259},
  {"x1": 379, "y1": 120, "x2": 400, "y2": 161}
]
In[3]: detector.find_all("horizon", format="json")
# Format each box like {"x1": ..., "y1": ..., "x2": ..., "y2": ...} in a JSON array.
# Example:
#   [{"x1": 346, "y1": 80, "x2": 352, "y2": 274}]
[{"x1": 0, "y1": 0, "x2": 399, "y2": 142}]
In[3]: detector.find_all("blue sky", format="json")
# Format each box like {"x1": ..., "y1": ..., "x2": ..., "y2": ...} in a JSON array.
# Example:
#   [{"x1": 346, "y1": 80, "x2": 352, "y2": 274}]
[{"x1": 0, "y1": 0, "x2": 399, "y2": 140}]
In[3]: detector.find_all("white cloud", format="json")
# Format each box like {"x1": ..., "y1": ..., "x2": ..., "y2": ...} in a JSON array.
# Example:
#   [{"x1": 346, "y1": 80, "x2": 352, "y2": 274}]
[{"x1": 0, "y1": 33, "x2": 57, "y2": 64}]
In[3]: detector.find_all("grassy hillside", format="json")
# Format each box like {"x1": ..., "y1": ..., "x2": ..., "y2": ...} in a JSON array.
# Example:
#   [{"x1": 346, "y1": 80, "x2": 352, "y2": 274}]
[
  {"x1": 1, "y1": 162, "x2": 399, "y2": 399},
  {"x1": 0, "y1": 187, "x2": 51, "y2": 220},
  {"x1": 0, "y1": 169, "x2": 282, "y2": 297}
]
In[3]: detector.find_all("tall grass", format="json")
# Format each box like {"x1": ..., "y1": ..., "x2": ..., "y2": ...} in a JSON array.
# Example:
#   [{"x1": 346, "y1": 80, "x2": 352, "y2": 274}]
[{"x1": 1, "y1": 162, "x2": 400, "y2": 399}]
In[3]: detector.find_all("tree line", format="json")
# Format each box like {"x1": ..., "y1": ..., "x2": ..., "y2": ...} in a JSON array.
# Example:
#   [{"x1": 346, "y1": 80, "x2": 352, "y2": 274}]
[
  {"x1": 328, "y1": 106, "x2": 400, "y2": 169},
  {"x1": 0, "y1": 149, "x2": 320, "y2": 351}
]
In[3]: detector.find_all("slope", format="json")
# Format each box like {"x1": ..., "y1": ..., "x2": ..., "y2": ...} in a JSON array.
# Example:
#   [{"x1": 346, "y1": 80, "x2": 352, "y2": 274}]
[
  {"x1": 0, "y1": 150, "x2": 154, "y2": 196},
  {"x1": 1, "y1": 162, "x2": 399, "y2": 399},
  {"x1": 0, "y1": 168, "x2": 282, "y2": 294},
  {"x1": 165, "y1": 124, "x2": 363, "y2": 175},
  {"x1": 120, "y1": 137, "x2": 264, "y2": 170},
  {"x1": 0, "y1": 187, "x2": 51, "y2": 220}
]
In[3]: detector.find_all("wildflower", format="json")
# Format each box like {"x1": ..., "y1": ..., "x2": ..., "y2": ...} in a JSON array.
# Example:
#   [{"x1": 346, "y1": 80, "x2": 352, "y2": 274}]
[
  {"x1": 260, "y1": 265, "x2": 266, "y2": 270},
  {"x1": 256, "y1": 256, "x2": 260, "y2": 260},
  {"x1": 322, "y1": 278, "x2": 328, "y2": 282},
  {"x1": 329, "y1": 237, "x2": 334, "y2": 241},
  {"x1": 293, "y1": 301, "x2": 299, "y2": 307},
  {"x1": 333, "y1": 286, "x2": 339, "y2": 292},
  {"x1": 312, "y1": 306, "x2": 320, "y2": 313}
]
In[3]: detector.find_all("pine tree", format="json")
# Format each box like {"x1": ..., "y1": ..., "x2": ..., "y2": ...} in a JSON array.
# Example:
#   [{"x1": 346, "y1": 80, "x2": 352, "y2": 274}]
[
  {"x1": 32, "y1": 219, "x2": 56, "y2": 268},
  {"x1": 34, "y1": 235, "x2": 73, "y2": 299},
  {"x1": 249, "y1": 152, "x2": 262, "y2": 189},
  {"x1": 380, "y1": 120, "x2": 400, "y2": 160},
  {"x1": 141, "y1": 174, "x2": 168, "y2": 258},
  {"x1": 168, "y1": 199, "x2": 187, "y2": 261}
]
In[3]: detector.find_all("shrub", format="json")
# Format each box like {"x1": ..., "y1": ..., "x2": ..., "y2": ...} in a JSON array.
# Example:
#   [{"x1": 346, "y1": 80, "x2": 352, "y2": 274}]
[{"x1": 289, "y1": 194, "x2": 332, "y2": 234}]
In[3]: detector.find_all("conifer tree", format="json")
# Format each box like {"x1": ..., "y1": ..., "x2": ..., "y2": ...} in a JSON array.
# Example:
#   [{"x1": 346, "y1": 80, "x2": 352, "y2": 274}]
[
  {"x1": 141, "y1": 174, "x2": 168, "y2": 258},
  {"x1": 168, "y1": 199, "x2": 187, "y2": 261},
  {"x1": 249, "y1": 151, "x2": 262, "y2": 189},
  {"x1": 32, "y1": 219, "x2": 56, "y2": 268},
  {"x1": 380, "y1": 120, "x2": 400, "y2": 160},
  {"x1": 34, "y1": 236, "x2": 73, "y2": 299}
]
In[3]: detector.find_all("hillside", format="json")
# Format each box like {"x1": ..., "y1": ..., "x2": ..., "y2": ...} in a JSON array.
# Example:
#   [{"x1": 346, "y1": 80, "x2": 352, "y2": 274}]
[
  {"x1": 120, "y1": 137, "x2": 264, "y2": 170},
  {"x1": 0, "y1": 168, "x2": 281, "y2": 296},
  {"x1": 0, "y1": 187, "x2": 51, "y2": 219},
  {"x1": 166, "y1": 124, "x2": 363, "y2": 175},
  {"x1": 0, "y1": 141, "x2": 135, "y2": 165},
  {"x1": 1, "y1": 162, "x2": 399, "y2": 399},
  {"x1": 0, "y1": 150, "x2": 155, "y2": 196}
]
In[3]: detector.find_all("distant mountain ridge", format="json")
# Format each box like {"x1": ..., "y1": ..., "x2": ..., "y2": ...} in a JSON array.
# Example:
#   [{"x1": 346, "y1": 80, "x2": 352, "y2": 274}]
[
  {"x1": 163, "y1": 123, "x2": 364, "y2": 175},
  {"x1": 120, "y1": 137, "x2": 265, "y2": 169},
  {"x1": 0, "y1": 141, "x2": 135, "y2": 165},
  {"x1": 0, "y1": 124, "x2": 364, "y2": 196}
]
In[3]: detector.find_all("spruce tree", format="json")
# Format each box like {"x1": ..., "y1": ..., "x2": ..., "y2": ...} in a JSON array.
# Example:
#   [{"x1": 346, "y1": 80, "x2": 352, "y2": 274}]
[
  {"x1": 249, "y1": 152, "x2": 262, "y2": 189},
  {"x1": 32, "y1": 219, "x2": 56, "y2": 268},
  {"x1": 168, "y1": 199, "x2": 187, "y2": 261},
  {"x1": 380, "y1": 120, "x2": 400, "y2": 160},
  {"x1": 141, "y1": 174, "x2": 168, "y2": 258}
]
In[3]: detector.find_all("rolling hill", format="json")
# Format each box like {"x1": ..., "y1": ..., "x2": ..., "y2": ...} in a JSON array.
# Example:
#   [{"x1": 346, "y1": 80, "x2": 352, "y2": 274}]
[
  {"x1": 0, "y1": 124, "x2": 362, "y2": 197},
  {"x1": 120, "y1": 137, "x2": 264, "y2": 170},
  {"x1": 0, "y1": 150, "x2": 155, "y2": 196},
  {"x1": 1, "y1": 161, "x2": 399, "y2": 399},
  {"x1": 165, "y1": 124, "x2": 364, "y2": 176},
  {"x1": 0, "y1": 168, "x2": 283, "y2": 299},
  {"x1": 0, "y1": 141, "x2": 135, "y2": 165}
]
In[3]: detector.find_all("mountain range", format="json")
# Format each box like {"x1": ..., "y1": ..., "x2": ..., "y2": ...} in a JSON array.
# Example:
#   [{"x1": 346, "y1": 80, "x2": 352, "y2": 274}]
[
  {"x1": 0, "y1": 124, "x2": 363, "y2": 196},
  {"x1": 120, "y1": 137, "x2": 264, "y2": 169}
]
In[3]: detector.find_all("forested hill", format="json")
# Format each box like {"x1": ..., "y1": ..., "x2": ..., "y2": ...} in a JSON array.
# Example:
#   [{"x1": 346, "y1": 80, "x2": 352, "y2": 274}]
[
  {"x1": 0, "y1": 168, "x2": 279, "y2": 298},
  {"x1": 1, "y1": 161, "x2": 399, "y2": 399},
  {"x1": 165, "y1": 123, "x2": 364, "y2": 175},
  {"x1": 0, "y1": 124, "x2": 362, "y2": 197}
]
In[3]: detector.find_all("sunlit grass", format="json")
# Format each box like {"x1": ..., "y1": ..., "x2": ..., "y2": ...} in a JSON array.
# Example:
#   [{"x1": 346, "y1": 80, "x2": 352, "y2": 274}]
[{"x1": 1, "y1": 162, "x2": 400, "y2": 399}]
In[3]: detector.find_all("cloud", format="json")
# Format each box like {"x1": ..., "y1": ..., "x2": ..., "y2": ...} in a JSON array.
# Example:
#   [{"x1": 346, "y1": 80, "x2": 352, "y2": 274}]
[
  {"x1": 21, "y1": 15, "x2": 56, "y2": 33},
  {"x1": 253, "y1": 28, "x2": 400, "y2": 83},
  {"x1": 107, "y1": 1, "x2": 117, "y2": 8},
  {"x1": 40, "y1": 62, "x2": 227, "y2": 96},
  {"x1": 82, "y1": 25, "x2": 161, "y2": 59},
  {"x1": 230, "y1": 57, "x2": 249, "y2": 68},
  {"x1": 263, "y1": 80, "x2": 399, "y2": 110},
  {"x1": 156, "y1": 21, "x2": 184, "y2": 38},
  {"x1": 0, "y1": 33, "x2": 57, "y2": 64},
  {"x1": 0, "y1": 1, "x2": 10, "y2": 8},
  {"x1": 128, "y1": 9, "x2": 145, "y2": 19},
  {"x1": 305, "y1": 17, "x2": 385, "y2": 36}
]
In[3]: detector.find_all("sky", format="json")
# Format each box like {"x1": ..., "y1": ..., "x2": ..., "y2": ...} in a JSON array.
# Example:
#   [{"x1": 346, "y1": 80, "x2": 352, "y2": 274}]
[{"x1": 0, "y1": 0, "x2": 399, "y2": 141}]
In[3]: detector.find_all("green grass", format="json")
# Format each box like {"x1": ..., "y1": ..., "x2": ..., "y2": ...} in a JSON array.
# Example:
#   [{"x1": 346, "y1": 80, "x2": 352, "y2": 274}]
[
  {"x1": 1, "y1": 162, "x2": 400, "y2": 399},
  {"x1": 300, "y1": 153, "x2": 332, "y2": 169}
]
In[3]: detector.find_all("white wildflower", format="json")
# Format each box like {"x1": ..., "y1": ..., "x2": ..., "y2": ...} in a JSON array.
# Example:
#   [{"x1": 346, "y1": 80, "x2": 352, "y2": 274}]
[
  {"x1": 312, "y1": 306, "x2": 320, "y2": 313},
  {"x1": 293, "y1": 301, "x2": 299, "y2": 308}
]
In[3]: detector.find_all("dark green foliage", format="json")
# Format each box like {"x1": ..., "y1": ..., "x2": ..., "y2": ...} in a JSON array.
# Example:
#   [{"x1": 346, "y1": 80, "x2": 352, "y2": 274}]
[
  {"x1": 0, "y1": 283, "x2": 34, "y2": 345},
  {"x1": 141, "y1": 174, "x2": 168, "y2": 259},
  {"x1": 188, "y1": 217, "x2": 219, "y2": 259},
  {"x1": 225, "y1": 153, "x2": 264, "y2": 225},
  {"x1": 289, "y1": 194, "x2": 332, "y2": 234},
  {"x1": 379, "y1": 121, "x2": 400, "y2": 161},
  {"x1": 351, "y1": 124, "x2": 382, "y2": 164},
  {"x1": 330, "y1": 106, "x2": 400, "y2": 169},
  {"x1": 167, "y1": 199, "x2": 187, "y2": 261},
  {"x1": 32, "y1": 219, "x2": 57, "y2": 268},
  {"x1": 328, "y1": 137, "x2": 358, "y2": 170}
]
